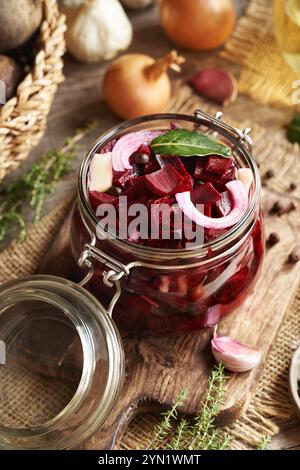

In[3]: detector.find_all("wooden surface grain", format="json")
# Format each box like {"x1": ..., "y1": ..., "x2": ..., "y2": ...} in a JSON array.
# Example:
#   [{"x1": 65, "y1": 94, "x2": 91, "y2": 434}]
[{"x1": 8, "y1": 0, "x2": 300, "y2": 449}]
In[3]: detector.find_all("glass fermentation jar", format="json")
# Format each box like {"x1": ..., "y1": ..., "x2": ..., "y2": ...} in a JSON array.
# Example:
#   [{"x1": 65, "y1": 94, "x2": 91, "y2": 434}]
[
  {"x1": 0, "y1": 276, "x2": 124, "y2": 450},
  {"x1": 71, "y1": 110, "x2": 264, "y2": 335},
  {"x1": 0, "y1": 110, "x2": 264, "y2": 450}
]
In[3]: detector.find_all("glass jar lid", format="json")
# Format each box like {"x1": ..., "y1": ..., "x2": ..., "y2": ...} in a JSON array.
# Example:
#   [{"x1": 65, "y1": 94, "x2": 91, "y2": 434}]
[{"x1": 0, "y1": 275, "x2": 124, "y2": 450}]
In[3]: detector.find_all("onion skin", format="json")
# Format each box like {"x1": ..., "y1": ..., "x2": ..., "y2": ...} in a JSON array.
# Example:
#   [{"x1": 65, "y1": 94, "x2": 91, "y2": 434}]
[
  {"x1": 160, "y1": 0, "x2": 236, "y2": 51},
  {"x1": 103, "y1": 51, "x2": 184, "y2": 120}
]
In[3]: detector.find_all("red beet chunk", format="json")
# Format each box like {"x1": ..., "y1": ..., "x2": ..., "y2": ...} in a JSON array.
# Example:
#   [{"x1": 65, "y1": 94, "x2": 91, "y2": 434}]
[
  {"x1": 215, "y1": 191, "x2": 232, "y2": 216},
  {"x1": 89, "y1": 191, "x2": 118, "y2": 211},
  {"x1": 219, "y1": 161, "x2": 236, "y2": 183},
  {"x1": 171, "y1": 157, "x2": 194, "y2": 190},
  {"x1": 144, "y1": 163, "x2": 192, "y2": 197},
  {"x1": 214, "y1": 267, "x2": 249, "y2": 303},
  {"x1": 204, "y1": 156, "x2": 232, "y2": 175},
  {"x1": 205, "y1": 227, "x2": 228, "y2": 241},
  {"x1": 113, "y1": 169, "x2": 135, "y2": 188},
  {"x1": 144, "y1": 155, "x2": 160, "y2": 174},
  {"x1": 125, "y1": 176, "x2": 153, "y2": 201},
  {"x1": 137, "y1": 143, "x2": 151, "y2": 156},
  {"x1": 191, "y1": 183, "x2": 221, "y2": 205},
  {"x1": 194, "y1": 158, "x2": 236, "y2": 183},
  {"x1": 99, "y1": 139, "x2": 117, "y2": 153}
]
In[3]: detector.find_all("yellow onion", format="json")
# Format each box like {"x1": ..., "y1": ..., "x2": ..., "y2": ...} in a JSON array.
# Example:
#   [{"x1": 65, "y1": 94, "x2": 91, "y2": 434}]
[
  {"x1": 102, "y1": 50, "x2": 185, "y2": 120},
  {"x1": 160, "y1": 0, "x2": 236, "y2": 51}
]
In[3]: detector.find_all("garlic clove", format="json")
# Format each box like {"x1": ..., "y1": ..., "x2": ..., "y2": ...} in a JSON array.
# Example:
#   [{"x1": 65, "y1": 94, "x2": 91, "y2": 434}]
[
  {"x1": 188, "y1": 68, "x2": 238, "y2": 106},
  {"x1": 211, "y1": 334, "x2": 261, "y2": 373},
  {"x1": 89, "y1": 152, "x2": 113, "y2": 193}
]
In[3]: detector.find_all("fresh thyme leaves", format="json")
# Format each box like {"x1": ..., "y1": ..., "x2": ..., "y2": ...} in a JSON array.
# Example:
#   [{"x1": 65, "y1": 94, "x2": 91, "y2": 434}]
[
  {"x1": 0, "y1": 121, "x2": 97, "y2": 243},
  {"x1": 146, "y1": 390, "x2": 188, "y2": 450},
  {"x1": 147, "y1": 363, "x2": 232, "y2": 450}
]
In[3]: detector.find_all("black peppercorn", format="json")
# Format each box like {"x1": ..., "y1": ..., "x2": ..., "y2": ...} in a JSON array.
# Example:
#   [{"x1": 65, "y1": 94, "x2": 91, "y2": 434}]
[
  {"x1": 290, "y1": 182, "x2": 297, "y2": 191},
  {"x1": 267, "y1": 232, "x2": 280, "y2": 247},
  {"x1": 135, "y1": 153, "x2": 150, "y2": 165},
  {"x1": 270, "y1": 200, "x2": 296, "y2": 216},
  {"x1": 288, "y1": 246, "x2": 300, "y2": 264},
  {"x1": 264, "y1": 169, "x2": 274, "y2": 180},
  {"x1": 107, "y1": 186, "x2": 123, "y2": 196}
]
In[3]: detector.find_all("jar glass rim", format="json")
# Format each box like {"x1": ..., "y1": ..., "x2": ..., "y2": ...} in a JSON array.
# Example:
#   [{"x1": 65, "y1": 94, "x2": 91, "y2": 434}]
[{"x1": 78, "y1": 112, "x2": 261, "y2": 261}]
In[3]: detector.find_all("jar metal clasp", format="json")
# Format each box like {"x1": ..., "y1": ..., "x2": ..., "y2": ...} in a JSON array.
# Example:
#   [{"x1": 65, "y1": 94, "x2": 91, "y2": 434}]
[{"x1": 77, "y1": 243, "x2": 130, "y2": 317}]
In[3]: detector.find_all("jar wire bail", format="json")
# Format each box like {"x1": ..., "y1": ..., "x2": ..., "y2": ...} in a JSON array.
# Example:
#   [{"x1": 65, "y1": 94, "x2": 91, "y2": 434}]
[{"x1": 194, "y1": 109, "x2": 253, "y2": 153}]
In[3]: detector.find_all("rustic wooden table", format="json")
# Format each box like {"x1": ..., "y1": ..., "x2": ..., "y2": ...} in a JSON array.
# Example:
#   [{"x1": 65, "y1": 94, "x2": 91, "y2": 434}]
[{"x1": 15, "y1": 0, "x2": 300, "y2": 450}]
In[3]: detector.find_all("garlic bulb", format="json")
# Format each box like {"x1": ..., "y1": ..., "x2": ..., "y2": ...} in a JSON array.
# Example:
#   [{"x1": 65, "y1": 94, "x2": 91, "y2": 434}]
[
  {"x1": 211, "y1": 333, "x2": 261, "y2": 373},
  {"x1": 121, "y1": 0, "x2": 154, "y2": 9},
  {"x1": 64, "y1": 0, "x2": 133, "y2": 63}
]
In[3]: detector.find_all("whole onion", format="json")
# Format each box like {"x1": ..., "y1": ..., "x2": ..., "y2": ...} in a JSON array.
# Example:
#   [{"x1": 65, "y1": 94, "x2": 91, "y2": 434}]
[{"x1": 160, "y1": 0, "x2": 236, "y2": 51}]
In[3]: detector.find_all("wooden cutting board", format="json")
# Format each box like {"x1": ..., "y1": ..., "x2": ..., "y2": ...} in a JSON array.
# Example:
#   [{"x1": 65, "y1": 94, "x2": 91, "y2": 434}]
[{"x1": 37, "y1": 180, "x2": 300, "y2": 449}]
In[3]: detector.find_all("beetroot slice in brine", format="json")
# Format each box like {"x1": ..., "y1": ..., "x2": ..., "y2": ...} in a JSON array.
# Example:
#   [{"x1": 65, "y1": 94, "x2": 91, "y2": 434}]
[
  {"x1": 89, "y1": 191, "x2": 118, "y2": 211},
  {"x1": 215, "y1": 191, "x2": 232, "y2": 216},
  {"x1": 191, "y1": 183, "x2": 221, "y2": 205},
  {"x1": 144, "y1": 163, "x2": 192, "y2": 197},
  {"x1": 204, "y1": 156, "x2": 233, "y2": 175}
]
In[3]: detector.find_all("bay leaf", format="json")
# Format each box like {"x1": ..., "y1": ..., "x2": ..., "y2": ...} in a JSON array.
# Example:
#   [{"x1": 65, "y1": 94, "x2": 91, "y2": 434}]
[{"x1": 151, "y1": 129, "x2": 231, "y2": 158}]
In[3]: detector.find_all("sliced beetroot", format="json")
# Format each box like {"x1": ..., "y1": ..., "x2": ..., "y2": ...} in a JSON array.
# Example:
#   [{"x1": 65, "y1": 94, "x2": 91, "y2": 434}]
[
  {"x1": 100, "y1": 139, "x2": 117, "y2": 154},
  {"x1": 215, "y1": 191, "x2": 232, "y2": 216},
  {"x1": 144, "y1": 155, "x2": 161, "y2": 174},
  {"x1": 148, "y1": 195, "x2": 175, "y2": 206},
  {"x1": 205, "y1": 227, "x2": 228, "y2": 241},
  {"x1": 214, "y1": 266, "x2": 249, "y2": 303},
  {"x1": 89, "y1": 191, "x2": 118, "y2": 211},
  {"x1": 195, "y1": 157, "x2": 236, "y2": 183},
  {"x1": 204, "y1": 156, "x2": 233, "y2": 175},
  {"x1": 113, "y1": 169, "x2": 135, "y2": 188},
  {"x1": 125, "y1": 175, "x2": 153, "y2": 201},
  {"x1": 220, "y1": 162, "x2": 236, "y2": 183},
  {"x1": 137, "y1": 143, "x2": 151, "y2": 156},
  {"x1": 199, "y1": 165, "x2": 236, "y2": 185},
  {"x1": 191, "y1": 183, "x2": 221, "y2": 205},
  {"x1": 144, "y1": 163, "x2": 192, "y2": 197},
  {"x1": 188, "y1": 68, "x2": 238, "y2": 106},
  {"x1": 171, "y1": 157, "x2": 194, "y2": 189}
]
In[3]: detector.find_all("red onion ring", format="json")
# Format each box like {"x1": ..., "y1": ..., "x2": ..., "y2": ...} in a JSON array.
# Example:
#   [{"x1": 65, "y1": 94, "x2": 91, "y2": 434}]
[{"x1": 175, "y1": 180, "x2": 248, "y2": 229}]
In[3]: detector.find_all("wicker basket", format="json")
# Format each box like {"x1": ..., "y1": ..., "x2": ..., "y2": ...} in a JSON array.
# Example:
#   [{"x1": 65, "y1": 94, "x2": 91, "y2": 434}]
[{"x1": 0, "y1": 0, "x2": 66, "y2": 182}]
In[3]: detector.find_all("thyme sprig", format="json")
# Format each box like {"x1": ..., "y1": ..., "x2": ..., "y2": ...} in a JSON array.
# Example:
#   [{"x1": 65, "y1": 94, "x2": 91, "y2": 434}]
[
  {"x1": 147, "y1": 363, "x2": 232, "y2": 451},
  {"x1": 0, "y1": 121, "x2": 96, "y2": 243},
  {"x1": 147, "y1": 390, "x2": 187, "y2": 450}
]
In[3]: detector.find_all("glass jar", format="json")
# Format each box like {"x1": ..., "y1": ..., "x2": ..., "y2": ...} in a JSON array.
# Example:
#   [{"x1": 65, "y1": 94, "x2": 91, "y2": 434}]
[
  {"x1": 0, "y1": 276, "x2": 124, "y2": 449},
  {"x1": 70, "y1": 110, "x2": 264, "y2": 334}
]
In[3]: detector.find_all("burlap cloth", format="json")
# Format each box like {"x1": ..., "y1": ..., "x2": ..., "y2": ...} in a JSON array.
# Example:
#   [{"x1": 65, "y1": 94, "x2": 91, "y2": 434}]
[
  {"x1": 0, "y1": 81, "x2": 299, "y2": 449},
  {"x1": 221, "y1": 0, "x2": 300, "y2": 107}
]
